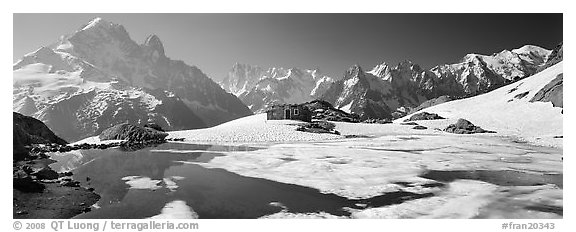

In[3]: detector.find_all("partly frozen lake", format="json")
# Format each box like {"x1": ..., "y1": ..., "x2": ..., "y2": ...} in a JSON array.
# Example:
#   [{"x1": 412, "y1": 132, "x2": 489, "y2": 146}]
[
  {"x1": 48, "y1": 143, "x2": 430, "y2": 218},
  {"x1": 49, "y1": 134, "x2": 563, "y2": 219}
]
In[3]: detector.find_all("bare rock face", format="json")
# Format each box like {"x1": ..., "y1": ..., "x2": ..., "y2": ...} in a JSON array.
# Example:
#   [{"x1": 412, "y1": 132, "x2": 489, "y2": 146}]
[
  {"x1": 444, "y1": 118, "x2": 496, "y2": 134},
  {"x1": 405, "y1": 112, "x2": 445, "y2": 121},
  {"x1": 98, "y1": 123, "x2": 168, "y2": 141},
  {"x1": 530, "y1": 74, "x2": 563, "y2": 108}
]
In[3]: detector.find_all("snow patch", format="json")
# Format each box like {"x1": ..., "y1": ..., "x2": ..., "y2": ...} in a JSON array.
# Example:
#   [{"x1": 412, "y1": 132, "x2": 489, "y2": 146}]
[
  {"x1": 148, "y1": 200, "x2": 198, "y2": 219},
  {"x1": 121, "y1": 176, "x2": 162, "y2": 190}
]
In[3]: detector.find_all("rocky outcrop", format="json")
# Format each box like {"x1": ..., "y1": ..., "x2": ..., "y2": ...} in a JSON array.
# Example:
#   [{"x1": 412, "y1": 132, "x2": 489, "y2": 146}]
[
  {"x1": 405, "y1": 112, "x2": 445, "y2": 121},
  {"x1": 444, "y1": 119, "x2": 496, "y2": 134},
  {"x1": 98, "y1": 123, "x2": 168, "y2": 141},
  {"x1": 530, "y1": 74, "x2": 563, "y2": 108},
  {"x1": 13, "y1": 112, "x2": 67, "y2": 160},
  {"x1": 302, "y1": 100, "x2": 360, "y2": 123}
]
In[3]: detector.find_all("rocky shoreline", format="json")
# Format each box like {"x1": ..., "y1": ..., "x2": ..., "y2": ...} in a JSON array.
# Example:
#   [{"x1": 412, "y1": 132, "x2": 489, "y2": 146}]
[
  {"x1": 13, "y1": 112, "x2": 185, "y2": 219},
  {"x1": 13, "y1": 138, "x2": 190, "y2": 219},
  {"x1": 14, "y1": 138, "x2": 186, "y2": 219},
  {"x1": 13, "y1": 153, "x2": 99, "y2": 219}
]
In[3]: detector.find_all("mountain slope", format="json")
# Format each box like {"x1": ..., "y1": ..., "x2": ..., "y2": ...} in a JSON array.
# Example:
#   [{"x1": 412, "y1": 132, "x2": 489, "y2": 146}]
[
  {"x1": 400, "y1": 61, "x2": 563, "y2": 147},
  {"x1": 220, "y1": 64, "x2": 335, "y2": 113},
  {"x1": 13, "y1": 59, "x2": 205, "y2": 141},
  {"x1": 13, "y1": 18, "x2": 251, "y2": 141},
  {"x1": 52, "y1": 18, "x2": 252, "y2": 126}
]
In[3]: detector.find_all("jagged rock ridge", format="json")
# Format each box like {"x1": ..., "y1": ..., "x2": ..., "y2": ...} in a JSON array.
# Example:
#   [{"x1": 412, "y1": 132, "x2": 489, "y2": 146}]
[
  {"x1": 321, "y1": 45, "x2": 553, "y2": 120},
  {"x1": 220, "y1": 63, "x2": 335, "y2": 113}
]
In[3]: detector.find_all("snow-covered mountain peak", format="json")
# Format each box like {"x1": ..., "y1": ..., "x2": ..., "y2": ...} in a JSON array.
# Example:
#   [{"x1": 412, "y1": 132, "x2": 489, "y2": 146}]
[
  {"x1": 78, "y1": 17, "x2": 128, "y2": 37},
  {"x1": 69, "y1": 18, "x2": 131, "y2": 44},
  {"x1": 81, "y1": 17, "x2": 107, "y2": 30},
  {"x1": 13, "y1": 17, "x2": 253, "y2": 140},
  {"x1": 512, "y1": 45, "x2": 551, "y2": 57},
  {"x1": 461, "y1": 53, "x2": 485, "y2": 64},
  {"x1": 368, "y1": 62, "x2": 390, "y2": 78}
]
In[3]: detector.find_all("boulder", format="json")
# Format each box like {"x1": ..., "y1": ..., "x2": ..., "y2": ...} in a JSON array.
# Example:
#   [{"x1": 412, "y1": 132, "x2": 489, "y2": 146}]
[
  {"x1": 444, "y1": 118, "x2": 496, "y2": 134},
  {"x1": 405, "y1": 112, "x2": 445, "y2": 122},
  {"x1": 412, "y1": 125, "x2": 428, "y2": 130},
  {"x1": 98, "y1": 123, "x2": 168, "y2": 141}
]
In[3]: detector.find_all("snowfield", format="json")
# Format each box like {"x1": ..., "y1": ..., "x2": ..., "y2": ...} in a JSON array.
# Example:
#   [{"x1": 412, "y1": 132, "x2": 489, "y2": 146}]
[{"x1": 168, "y1": 113, "x2": 341, "y2": 143}]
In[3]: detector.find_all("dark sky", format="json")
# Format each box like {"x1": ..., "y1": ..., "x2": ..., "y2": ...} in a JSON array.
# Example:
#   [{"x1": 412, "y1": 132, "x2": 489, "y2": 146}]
[{"x1": 13, "y1": 13, "x2": 562, "y2": 80}]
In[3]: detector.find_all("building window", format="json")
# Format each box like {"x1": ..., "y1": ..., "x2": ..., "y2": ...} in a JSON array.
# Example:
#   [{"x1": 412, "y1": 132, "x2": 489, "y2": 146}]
[{"x1": 294, "y1": 108, "x2": 299, "y2": 115}]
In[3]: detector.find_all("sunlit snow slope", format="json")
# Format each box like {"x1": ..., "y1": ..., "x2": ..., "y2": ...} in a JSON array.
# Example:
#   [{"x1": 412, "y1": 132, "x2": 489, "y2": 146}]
[{"x1": 400, "y1": 62, "x2": 563, "y2": 147}]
